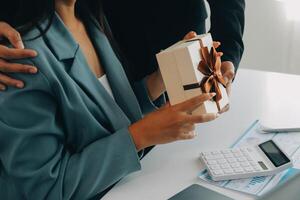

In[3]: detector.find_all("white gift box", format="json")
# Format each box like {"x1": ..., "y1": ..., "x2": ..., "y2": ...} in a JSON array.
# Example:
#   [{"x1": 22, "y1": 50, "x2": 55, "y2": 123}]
[{"x1": 156, "y1": 33, "x2": 229, "y2": 114}]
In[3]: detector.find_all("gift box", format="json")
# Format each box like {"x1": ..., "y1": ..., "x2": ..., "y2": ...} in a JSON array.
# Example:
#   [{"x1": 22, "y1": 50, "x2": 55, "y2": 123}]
[{"x1": 156, "y1": 33, "x2": 229, "y2": 114}]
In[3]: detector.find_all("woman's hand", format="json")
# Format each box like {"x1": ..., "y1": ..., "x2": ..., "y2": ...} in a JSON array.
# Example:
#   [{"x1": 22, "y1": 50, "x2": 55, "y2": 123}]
[
  {"x1": 129, "y1": 93, "x2": 219, "y2": 151},
  {"x1": 0, "y1": 22, "x2": 38, "y2": 90}
]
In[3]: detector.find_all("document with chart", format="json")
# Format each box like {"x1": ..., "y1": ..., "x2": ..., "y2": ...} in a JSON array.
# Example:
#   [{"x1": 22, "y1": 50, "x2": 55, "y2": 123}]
[{"x1": 198, "y1": 120, "x2": 300, "y2": 196}]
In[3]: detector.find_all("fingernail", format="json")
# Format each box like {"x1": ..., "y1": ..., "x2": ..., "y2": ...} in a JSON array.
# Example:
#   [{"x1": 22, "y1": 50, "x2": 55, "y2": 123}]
[
  {"x1": 0, "y1": 85, "x2": 6, "y2": 91},
  {"x1": 216, "y1": 113, "x2": 220, "y2": 118},
  {"x1": 29, "y1": 67, "x2": 38, "y2": 74},
  {"x1": 16, "y1": 82, "x2": 24, "y2": 88},
  {"x1": 210, "y1": 93, "x2": 216, "y2": 97},
  {"x1": 192, "y1": 131, "x2": 197, "y2": 137},
  {"x1": 17, "y1": 41, "x2": 24, "y2": 49},
  {"x1": 31, "y1": 51, "x2": 38, "y2": 56}
]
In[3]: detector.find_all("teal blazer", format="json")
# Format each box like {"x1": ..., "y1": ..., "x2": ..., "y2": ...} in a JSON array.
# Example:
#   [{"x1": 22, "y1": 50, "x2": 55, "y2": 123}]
[{"x1": 0, "y1": 14, "x2": 158, "y2": 199}]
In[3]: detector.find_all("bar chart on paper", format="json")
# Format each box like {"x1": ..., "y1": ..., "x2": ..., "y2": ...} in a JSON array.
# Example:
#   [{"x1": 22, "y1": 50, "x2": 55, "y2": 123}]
[{"x1": 198, "y1": 120, "x2": 300, "y2": 196}]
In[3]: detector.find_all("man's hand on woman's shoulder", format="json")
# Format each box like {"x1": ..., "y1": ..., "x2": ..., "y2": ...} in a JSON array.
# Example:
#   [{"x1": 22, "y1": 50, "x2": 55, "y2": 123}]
[{"x1": 0, "y1": 22, "x2": 38, "y2": 90}]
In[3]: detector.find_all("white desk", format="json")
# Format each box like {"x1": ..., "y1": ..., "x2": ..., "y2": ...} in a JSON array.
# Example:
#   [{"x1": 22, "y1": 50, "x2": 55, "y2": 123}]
[{"x1": 103, "y1": 69, "x2": 300, "y2": 200}]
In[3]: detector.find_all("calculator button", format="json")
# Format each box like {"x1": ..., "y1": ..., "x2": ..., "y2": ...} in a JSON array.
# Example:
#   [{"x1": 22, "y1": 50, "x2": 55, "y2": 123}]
[
  {"x1": 245, "y1": 167, "x2": 254, "y2": 172},
  {"x1": 234, "y1": 168, "x2": 244, "y2": 173},
  {"x1": 214, "y1": 154, "x2": 224, "y2": 159},
  {"x1": 213, "y1": 170, "x2": 224, "y2": 175},
  {"x1": 234, "y1": 152, "x2": 243, "y2": 157},
  {"x1": 240, "y1": 148, "x2": 248, "y2": 153},
  {"x1": 237, "y1": 157, "x2": 246, "y2": 162},
  {"x1": 210, "y1": 165, "x2": 221, "y2": 170},
  {"x1": 250, "y1": 161, "x2": 257, "y2": 166},
  {"x1": 240, "y1": 162, "x2": 250, "y2": 167},
  {"x1": 227, "y1": 158, "x2": 237, "y2": 163},
  {"x1": 224, "y1": 154, "x2": 234, "y2": 158},
  {"x1": 254, "y1": 166, "x2": 262, "y2": 171},
  {"x1": 224, "y1": 169, "x2": 234, "y2": 174},
  {"x1": 231, "y1": 149, "x2": 240, "y2": 153},
  {"x1": 207, "y1": 160, "x2": 217, "y2": 165},
  {"x1": 221, "y1": 164, "x2": 230, "y2": 169},
  {"x1": 205, "y1": 155, "x2": 216, "y2": 160},
  {"x1": 230, "y1": 163, "x2": 240, "y2": 168},
  {"x1": 221, "y1": 150, "x2": 231, "y2": 154},
  {"x1": 243, "y1": 152, "x2": 250, "y2": 156},
  {"x1": 217, "y1": 159, "x2": 227, "y2": 164},
  {"x1": 211, "y1": 151, "x2": 221, "y2": 155},
  {"x1": 246, "y1": 156, "x2": 253, "y2": 161},
  {"x1": 203, "y1": 152, "x2": 211, "y2": 156}
]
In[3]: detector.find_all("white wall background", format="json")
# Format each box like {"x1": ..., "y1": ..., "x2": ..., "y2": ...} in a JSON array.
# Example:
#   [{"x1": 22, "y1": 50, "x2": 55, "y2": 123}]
[{"x1": 206, "y1": 0, "x2": 300, "y2": 75}]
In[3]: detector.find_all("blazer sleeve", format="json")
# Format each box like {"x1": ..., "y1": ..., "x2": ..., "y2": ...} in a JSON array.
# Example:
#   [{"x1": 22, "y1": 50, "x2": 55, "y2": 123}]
[
  {"x1": 207, "y1": 0, "x2": 245, "y2": 71},
  {"x1": 0, "y1": 61, "x2": 141, "y2": 200}
]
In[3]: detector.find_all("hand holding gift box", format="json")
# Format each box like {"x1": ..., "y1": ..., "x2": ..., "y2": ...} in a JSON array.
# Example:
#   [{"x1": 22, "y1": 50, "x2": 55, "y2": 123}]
[{"x1": 156, "y1": 33, "x2": 229, "y2": 115}]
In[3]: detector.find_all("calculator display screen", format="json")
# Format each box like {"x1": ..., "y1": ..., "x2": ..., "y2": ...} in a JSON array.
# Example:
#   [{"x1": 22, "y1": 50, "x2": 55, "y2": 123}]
[{"x1": 259, "y1": 140, "x2": 290, "y2": 167}]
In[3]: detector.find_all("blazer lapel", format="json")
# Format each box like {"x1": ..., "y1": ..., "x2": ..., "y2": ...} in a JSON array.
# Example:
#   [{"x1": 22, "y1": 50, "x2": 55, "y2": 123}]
[
  {"x1": 86, "y1": 19, "x2": 143, "y2": 123},
  {"x1": 69, "y1": 52, "x2": 132, "y2": 131},
  {"x1": 42, "y1": 14, "x2": 134, "y2": 131}
]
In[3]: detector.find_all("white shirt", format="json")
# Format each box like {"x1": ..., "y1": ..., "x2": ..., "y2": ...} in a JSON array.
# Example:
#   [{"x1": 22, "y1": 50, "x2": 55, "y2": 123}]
[{"x1": 98, "y1": 74, "x2": 115, "y2": 100}]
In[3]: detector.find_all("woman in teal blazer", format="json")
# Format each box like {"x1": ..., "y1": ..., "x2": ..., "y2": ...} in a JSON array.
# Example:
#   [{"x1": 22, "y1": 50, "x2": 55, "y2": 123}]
[{"x1": 0, "y1": 0, "x2": 218, "y2": 199}]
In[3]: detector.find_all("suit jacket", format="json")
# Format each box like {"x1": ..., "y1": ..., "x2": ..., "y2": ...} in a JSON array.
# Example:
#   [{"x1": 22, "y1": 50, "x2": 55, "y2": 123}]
[
  {"x1": 0, "y1": 14, "x2": 157, "y2": 200},
  {"x1": 103, "y1": 0, "x2": 245, "y2": 81}
]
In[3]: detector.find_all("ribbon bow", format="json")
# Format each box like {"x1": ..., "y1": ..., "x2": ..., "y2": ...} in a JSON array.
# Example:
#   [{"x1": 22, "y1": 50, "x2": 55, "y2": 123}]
[{"x1": 198, "y1": 46, "x2": 226, "y2": 111}]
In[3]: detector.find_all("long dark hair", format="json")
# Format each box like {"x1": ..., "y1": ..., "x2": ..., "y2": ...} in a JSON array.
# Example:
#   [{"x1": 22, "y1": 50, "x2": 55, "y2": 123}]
[
  {"x1": 0, "y1": 0, "x2": 134, "y2": 81},
  {"x1": 0, "y1": 0, "x2": 106, "y2": 38}
]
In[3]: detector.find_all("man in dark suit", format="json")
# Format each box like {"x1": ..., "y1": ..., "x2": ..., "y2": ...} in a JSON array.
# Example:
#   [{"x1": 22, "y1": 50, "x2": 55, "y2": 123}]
[
  {"x1": 0, "y1": 0, "x2": 244, "y2": 94},
  {"x1": 103, "y1": 0, "x2": 245, "y2": 94}
]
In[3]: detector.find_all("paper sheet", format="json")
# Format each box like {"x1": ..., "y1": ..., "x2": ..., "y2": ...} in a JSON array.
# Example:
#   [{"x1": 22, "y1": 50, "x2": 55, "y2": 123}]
[{"x1": 198, "y1": 120, "x2": 300, "y2": 196}]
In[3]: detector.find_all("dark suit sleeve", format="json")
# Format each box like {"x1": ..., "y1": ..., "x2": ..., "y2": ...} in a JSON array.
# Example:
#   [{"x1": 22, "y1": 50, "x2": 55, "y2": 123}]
[
  {"x1": 207, "y1": 0, "x2": 245, "y2": 70},
  {"x1": 131, "y1": 78, "x2": 166, "y2": 115}
]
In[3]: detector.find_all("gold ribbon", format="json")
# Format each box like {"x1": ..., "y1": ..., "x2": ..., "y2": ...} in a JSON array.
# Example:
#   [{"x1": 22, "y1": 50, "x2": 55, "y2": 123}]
[{"x1": 198, "y1": 46, "x2": 226, "y2": 111}]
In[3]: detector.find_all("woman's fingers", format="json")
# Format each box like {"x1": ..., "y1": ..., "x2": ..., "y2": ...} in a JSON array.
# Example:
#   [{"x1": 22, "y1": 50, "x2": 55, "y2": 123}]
[
  {"x1": 0, "y1": 45, "x2": 37, "y2": 60},
  {"x1": 180, "y1": 123, "x2": 196, "y2": 133},
  {"x1": 187, "y1": 113, "x2": 219, "y2": 124},
  {"x1": 219, "y1": 104, "x2": 230, "y2": 114},
  {"x1": 178, "y1": 131, "x2": 196, "y2": 140},
  {"x1": 160, "y1": 102, "x2": 171, "y2": 110},
  {"x1": 0, "y1": 73, "x2": 24, "y2": 89},
  {"x1": 174, "y1": 93, "x2": 216, "y2": 112}
]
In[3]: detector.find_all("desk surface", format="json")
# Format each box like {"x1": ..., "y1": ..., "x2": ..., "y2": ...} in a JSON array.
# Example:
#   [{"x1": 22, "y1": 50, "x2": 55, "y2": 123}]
[{"x1": 103, "y1": 69, "x2": 300, "y2": 200}]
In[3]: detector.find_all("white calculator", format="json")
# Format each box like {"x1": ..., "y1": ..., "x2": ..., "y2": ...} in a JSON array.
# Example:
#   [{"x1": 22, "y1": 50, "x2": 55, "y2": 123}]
[{"x1": 200, "y1": 140, "x2": 293, "y2": 181}]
